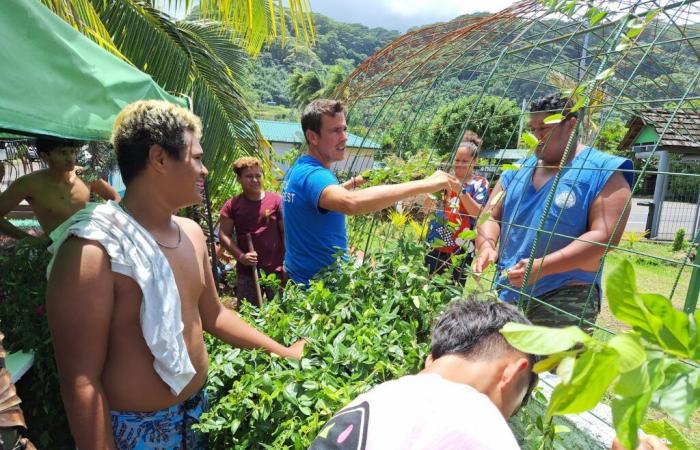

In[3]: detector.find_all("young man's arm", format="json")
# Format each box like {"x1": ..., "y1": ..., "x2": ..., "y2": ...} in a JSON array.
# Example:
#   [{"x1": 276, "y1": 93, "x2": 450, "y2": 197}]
[
  {"x1": 219, "y1": 215, "x2": 256, "y2": 266},
  {"x1": 90, "y1": 179, "x2": 121, "y2": 202},
  {"x1": 474, "y1": 180, "x2": 505, "y2": 274},
  {"x1": 197, "y1": 229, "x2": 303, "y2": 358},
  {"x1": 319, "y1": 170, "x2": 460, "y2": 215},
  {"x1": 507, "y1": 172, "x2": 631, "y2": 287},
  {"x1": 0, "y1": 176, "x2": 34, "y2": 239},
  {"x1": 47, "y1": 238, "x2": 117, "y2": 449}
]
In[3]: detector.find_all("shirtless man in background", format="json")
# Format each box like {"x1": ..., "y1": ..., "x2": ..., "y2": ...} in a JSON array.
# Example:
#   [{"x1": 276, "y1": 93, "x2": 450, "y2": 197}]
[
  {"x1": 47, "y1": 100, "x2": 303, "y2": 449},
  {"x1": 0, "y1": 137, "x2": 119, "y2": 240}
]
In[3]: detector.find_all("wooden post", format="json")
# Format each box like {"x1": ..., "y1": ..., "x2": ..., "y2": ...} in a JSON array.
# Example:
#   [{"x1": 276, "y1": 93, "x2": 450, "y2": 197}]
[{"x1": 246, "y1": 233, "x2": 264, "y2": 307}]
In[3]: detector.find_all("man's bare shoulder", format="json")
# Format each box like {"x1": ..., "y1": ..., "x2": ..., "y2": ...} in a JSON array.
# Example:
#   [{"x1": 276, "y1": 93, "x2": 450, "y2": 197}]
[
  {"x1": 4, "y1": 170, "x2": 46, "y2": 192},
  {"x1": 174, "y1": 216, "x2": 206, "y2": 244},
  {"x1": 50, "y1": 236, "x2": 110, "y2": 279}
]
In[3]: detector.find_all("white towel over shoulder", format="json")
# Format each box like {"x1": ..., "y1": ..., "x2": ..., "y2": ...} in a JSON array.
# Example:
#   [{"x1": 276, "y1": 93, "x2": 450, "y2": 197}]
[{"x1": 47, "y1": 200, "x2": 196, "y2": 395}]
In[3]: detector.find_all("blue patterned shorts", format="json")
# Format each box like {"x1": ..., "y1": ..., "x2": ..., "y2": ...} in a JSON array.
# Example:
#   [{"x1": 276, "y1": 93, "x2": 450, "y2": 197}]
[{"x1": 111, "y1": 390, "x2": 208, "y2": 450}]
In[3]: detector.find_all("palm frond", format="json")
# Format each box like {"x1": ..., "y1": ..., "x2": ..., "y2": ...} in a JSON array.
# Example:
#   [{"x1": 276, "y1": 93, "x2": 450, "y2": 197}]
[
  {"x1": 163, "y1": 0, "x2": 315, "y2": 55},
  {"x1": 97, "y1": 1, "x2": 266, "y2": 191}
]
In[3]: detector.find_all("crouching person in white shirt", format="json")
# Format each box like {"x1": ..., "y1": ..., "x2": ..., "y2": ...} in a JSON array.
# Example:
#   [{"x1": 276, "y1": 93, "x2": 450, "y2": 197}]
[{"x1": 309, "y1": 299, "x2": 537, "y2": 450}]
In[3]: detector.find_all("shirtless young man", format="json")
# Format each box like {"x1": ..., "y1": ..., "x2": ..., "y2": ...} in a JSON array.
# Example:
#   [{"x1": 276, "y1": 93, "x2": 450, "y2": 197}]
[
  {"x1": 47, "y1": 100, "x2": 304, "y2": 449},
  {"x1": 0, "y1": 137, "x2": 119, "y2": 240}
]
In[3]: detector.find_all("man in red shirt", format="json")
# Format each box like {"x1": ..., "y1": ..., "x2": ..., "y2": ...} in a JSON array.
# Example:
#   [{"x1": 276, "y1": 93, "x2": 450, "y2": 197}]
[{"x1": 219, "y1": 157, "x2": 284, "y2": 306}]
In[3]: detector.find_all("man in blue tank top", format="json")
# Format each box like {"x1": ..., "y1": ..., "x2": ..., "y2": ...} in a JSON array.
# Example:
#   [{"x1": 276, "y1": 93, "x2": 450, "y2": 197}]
[
  {"x1": 475, "y1": 93, "x2": 633, "y2": 330},
  {"x1": 282, "y1": 99, "x2": 460, "y2": 285}
]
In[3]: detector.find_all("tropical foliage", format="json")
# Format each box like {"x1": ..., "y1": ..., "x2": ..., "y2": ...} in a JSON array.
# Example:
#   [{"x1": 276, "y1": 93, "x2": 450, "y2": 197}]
[
  {"x1": 39, "y1": 0, "x2": 315, "y2": 191},
  {"x1": 429, "y1": 95, "x2": 522, "y2": 154},
  {"x1": 0, "y1": 240, "x2": 68, "y2": 448},
  {"x1": 250, "y1": 14, "x2": 399, "y2": 107},
  {"x1": 502, "y1": 259, "x2": 699, "y2": 450}
]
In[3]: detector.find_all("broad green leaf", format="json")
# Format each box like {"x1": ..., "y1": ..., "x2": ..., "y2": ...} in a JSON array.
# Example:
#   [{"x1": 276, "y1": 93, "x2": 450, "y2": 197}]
[
  {"x1": 501, "y1": 322, "x2": 592, "y2": 355},
  {"x1": 693, "y1": 310, "x2": 700, "y2": 359},
  {"x1": 642, "y1": 419, "x2": 692, "y2": 450},
  {"x1": 613, "y1": 363, "x2": 649, "y2": 397},
  {"x1": 477, "y1": 211, "x2": 492, "y2": 227},
  {"x1": 612, "y1": 391, "x2": 652, "y2": 450},
  {"x1": 499, "y1": 163, "x2": 521, "y2": 172},
  {"x1": 595, "y1": 67, "x2": 615, "y2": 81},
  {"x1": 522, "y1": 132, "x2": 539, "y2": 150},
  {"x1": 590, "y1": 10, "x2": 608, "y2": 26},
  {"x1": 544, "y1": 113, "x2": 565, "y2": 124},
  {"x1": 613, "y1": 355, "x2": 668, "y2": 450},
  {"x1": 458, "y1": 229, "x2": 477, "y2": 241},
  {"x1": 605, "y1": 261, "x2": 657, "y2": 337},
  {"x1": 626, "y1": 18, "x2": 645, "y2": 39},
  {"x1": 548, "y1": 348, "x2": 620, "y2": 417},
  {"x1": 411, "y1": 295, "x2": 421, "y2": 308},
  {"x1": 608, "y1": 333, "x2": 646, "y2": 372},
  {"x1": 615, "y1": 36, "x2": 632, "y2": 52},
  {"x1": 562, "y1": 1, "x2": 577, "y2": 16},
  {"x1": 585, "y1": 6, "x2": 599, "y2": 18},
  {"x1": 653, "y1": 362, "x2": 700, "y2": 425},
  {"x1": 570, "y1": 95, "x2": 587, "y2": 113},
  {"x1": 639, "y1": 293, "x2": 691, "y2": 356},
  {"x1": 556, "y1": 355, "x2": 576, "y2": 383},
  {"x1": 645, "y1": 9, "x2": 661, "y2": 24},
  {"x1": 554, "y1": 425, "x2": 571, "y2": 434},
  {"x1": 533, "y1": 351, "x2": 577, "y2": 373},
  {"x1": 626, "y1": 27, "x2": 644, "y2": 39},
  {"x1": 627, "y1": 17, "x2": 645, "y2": 29}
]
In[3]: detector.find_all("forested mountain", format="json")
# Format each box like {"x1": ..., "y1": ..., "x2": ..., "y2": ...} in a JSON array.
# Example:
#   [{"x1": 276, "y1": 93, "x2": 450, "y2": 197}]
[{"x1": 251, "y1": 13, "x2": 399, "y2": 108}]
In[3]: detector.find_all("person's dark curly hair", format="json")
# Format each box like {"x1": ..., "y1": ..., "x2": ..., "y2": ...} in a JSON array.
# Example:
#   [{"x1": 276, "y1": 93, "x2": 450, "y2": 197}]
[{"x1": 529, "y1": 92, "x2": 578, "y2": 119}]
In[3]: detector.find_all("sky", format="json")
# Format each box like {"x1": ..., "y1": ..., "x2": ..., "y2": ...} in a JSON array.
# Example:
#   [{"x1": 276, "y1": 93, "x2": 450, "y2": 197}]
[
  {"x1": 308, "y1": 0, "x2": 518, "y2": 31},
  {"x1": 161, "y1": 1, "x2": 518, "y2": 32}
]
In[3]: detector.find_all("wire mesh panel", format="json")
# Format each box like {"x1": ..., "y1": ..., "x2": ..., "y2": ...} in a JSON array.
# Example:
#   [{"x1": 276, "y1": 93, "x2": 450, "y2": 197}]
[{"x1": 332, "y1": 0, "x2": 700, "y2": 332}]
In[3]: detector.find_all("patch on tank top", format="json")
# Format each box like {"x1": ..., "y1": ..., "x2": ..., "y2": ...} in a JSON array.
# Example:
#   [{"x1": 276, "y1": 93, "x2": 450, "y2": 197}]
[{"x1": 554, "y1": 189, "x2": 577, "y2": 209}]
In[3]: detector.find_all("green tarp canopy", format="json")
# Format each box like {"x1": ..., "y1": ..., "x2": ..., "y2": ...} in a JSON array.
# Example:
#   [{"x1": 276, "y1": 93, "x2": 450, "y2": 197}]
[{"x1": 0, "y1": 0, "x2": 186, "y2": 141}]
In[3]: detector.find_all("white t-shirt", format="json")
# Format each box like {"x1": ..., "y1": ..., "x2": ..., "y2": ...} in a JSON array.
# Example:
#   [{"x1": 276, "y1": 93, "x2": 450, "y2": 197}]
[{"x1": 308, "y1": 373, "x2": 520, "y2": 450}]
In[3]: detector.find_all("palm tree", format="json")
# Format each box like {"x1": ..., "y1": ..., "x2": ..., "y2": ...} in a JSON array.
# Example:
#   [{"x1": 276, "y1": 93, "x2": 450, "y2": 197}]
[{"x1": 39, "y1": 0, "x2": 315, "y2": 190}]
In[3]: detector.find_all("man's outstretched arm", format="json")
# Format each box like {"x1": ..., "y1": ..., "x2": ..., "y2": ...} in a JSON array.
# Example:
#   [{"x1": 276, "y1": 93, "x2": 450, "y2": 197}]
[
  {"x1": 90, "y1": 179, "x2": 121, "y2": 202},
  {"x1": 47, "y1": 238, "x2": 117, "y2": 449},
  {"x1": 197, "y1": 228, "x2": 303, "y2": 359},
  {"x1": 0, "y1": 176, "x2": 34, "y2": 239},
  {"x1": 319, "y1": 170, "x2": 460, "y2": 215}
]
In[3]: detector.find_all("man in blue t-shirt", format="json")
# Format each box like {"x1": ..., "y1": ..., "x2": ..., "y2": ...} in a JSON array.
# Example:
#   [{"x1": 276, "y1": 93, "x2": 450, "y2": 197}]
[
  {"x1": 475, "y1": 93, "x2": 633, "y2": 330},
  {"x1": 282, "y1": 99, "x2": 460, "y2": 285}
]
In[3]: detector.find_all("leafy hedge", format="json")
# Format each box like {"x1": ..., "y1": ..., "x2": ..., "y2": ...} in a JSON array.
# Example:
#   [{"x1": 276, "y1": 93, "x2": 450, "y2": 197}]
[
  {"x1": 199, "y1": 240, "x2": 464, "y2": 448},
  {"x1": 0, "y1": 239, "x2": 73, "y2": 449}
]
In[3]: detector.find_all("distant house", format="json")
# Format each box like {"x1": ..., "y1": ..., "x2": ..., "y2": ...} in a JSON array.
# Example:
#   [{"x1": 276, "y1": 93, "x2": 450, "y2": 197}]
[
  {"x1": 255, "y1": 119, "x2": 380, "y2": 175},
  {"x1": 618, "y1": 109, "x2": 700, "y2": 239},
  {"x1": 619, "y1": 109, "x2": 700, "y2": 157}
]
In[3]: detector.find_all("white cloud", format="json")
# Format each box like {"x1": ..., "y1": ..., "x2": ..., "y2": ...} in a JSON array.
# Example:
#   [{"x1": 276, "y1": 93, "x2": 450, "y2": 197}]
[
  {"x1": 383, "y1": 0, "x2": 516, "y2": 17},
  {"x1": 309, "y1": 0, "x2": 518, "y2": 31}
]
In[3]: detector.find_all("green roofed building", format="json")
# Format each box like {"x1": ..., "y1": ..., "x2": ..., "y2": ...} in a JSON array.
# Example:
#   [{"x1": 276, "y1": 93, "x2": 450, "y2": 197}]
[{"x1": 255, "y1": 119, "x2": 380, "y2": 175}]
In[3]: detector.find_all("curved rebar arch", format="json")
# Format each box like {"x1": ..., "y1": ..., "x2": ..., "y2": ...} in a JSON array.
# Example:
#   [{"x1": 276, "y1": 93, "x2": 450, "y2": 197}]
[{"x1": 333, "y1": 0, "x2": 700, "y2": 332}]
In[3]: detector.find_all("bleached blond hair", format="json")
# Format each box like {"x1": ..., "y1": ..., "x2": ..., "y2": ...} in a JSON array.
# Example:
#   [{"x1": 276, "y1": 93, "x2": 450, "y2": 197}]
[{"x1": 111, "y1": 100, "x2": 202, "y2": 184}]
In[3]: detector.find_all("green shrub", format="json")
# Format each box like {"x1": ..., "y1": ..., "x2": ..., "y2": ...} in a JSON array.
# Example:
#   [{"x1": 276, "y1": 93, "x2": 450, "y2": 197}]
[
  {"x1": 0, "y1": 239, "x2": 73, "y2": 449},
  {"x1": 672, "y1": 228, "x2": 686, "y2": 252},
  {"x1": 198, "y1": 241, "x2": 464, "y2": 448}
]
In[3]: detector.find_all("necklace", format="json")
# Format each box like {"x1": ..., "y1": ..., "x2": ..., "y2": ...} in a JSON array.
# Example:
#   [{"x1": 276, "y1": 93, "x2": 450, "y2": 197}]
[{"x1": 120, "y1": 202, "x2": 182, "y2": 249}]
